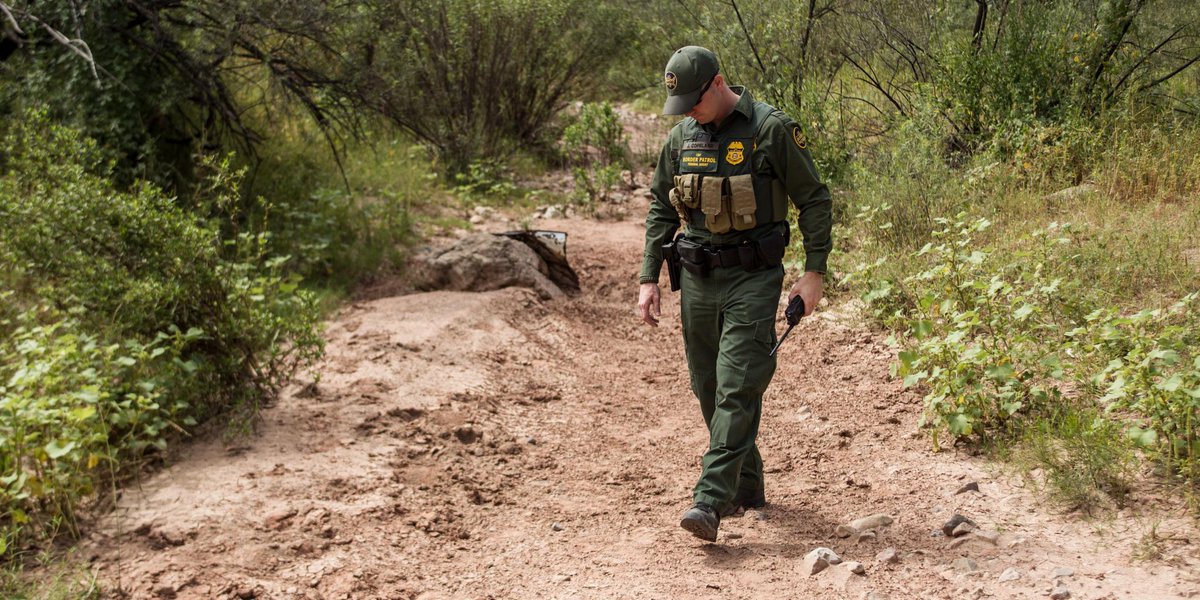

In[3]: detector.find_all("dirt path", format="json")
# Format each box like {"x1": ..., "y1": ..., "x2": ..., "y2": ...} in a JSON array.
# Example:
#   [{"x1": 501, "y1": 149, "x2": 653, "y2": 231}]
[{"x1": 80, "y1": 210, "x2": 1200, "y2": 599}]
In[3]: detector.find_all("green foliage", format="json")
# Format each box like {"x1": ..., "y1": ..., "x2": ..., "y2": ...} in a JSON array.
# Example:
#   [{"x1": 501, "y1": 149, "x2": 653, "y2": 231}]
[
  {"x1": 368, "y1": 0, "x2": 639, "y2": 174},
  {"x1": 1086, "y1": 295, "x2": 1200, "y2": 482},
  {"x1": 452, "y1": 160, "x2": 520, "y2": 205},
  {"x1": 562, "y1": 102, "x2": 630, "y2": 206},
  {"x1": 0, "y1": 112, "x2": 323, "y2": 557},
  {"x1": 852, "y1": 201, "x2": 1200, "y2": 492},
  {"x1": 240, "y1": 133, "x2": 422, "y2": 289},
  {"x1": 1017, "y1": 408, "x2": 1134, "y2": 513},
  {"x1": 882, "y1": 216, "x2": 1079, "y2": 448}
]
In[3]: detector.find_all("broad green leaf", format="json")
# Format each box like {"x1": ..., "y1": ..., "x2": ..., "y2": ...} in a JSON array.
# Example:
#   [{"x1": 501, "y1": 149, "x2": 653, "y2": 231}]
[
  {"x1": 949, "y1": 414, "x2": 972, "y2": 435},
  {"x1": 1157, "y1": 375, "x2": 1183, "y2": 393},
  {"x1": 1148, "y1": 349, "x2": 1180, "y2": 365},
  {"x1": 903, "y1": 371, "x2": 928, "y2": 387},
  {"x1": 986, "y1": 363, "x2": 1015, "y2": 382},
  {"x1": 913, "y1": 320, "x2": 934, "y2": 339},
  {"x1": 1013, "y1": 304, "x2": 1034, "y2": 320},
  {"x1": 45, "y1": 440, "x2": 76, "y2": 459},
  {"x1": 70, "y1": 406, "x2": 96, "y2": 421}
]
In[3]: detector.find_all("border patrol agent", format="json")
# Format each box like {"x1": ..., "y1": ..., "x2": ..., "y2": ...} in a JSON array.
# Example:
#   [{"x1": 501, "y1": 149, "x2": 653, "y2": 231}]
[{"x1": 636, "y1": 46, "x2": 832, "y2": 542}]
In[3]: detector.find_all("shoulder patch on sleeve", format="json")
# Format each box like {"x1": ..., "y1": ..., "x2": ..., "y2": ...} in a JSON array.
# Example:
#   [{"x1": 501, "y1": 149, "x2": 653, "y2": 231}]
[{"x1": 791, "y1": 124, "x2": 807, "y2": 149}]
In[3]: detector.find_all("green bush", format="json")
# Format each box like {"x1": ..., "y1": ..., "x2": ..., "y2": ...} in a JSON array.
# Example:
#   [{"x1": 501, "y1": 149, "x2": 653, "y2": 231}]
[
  {"x1": 240, "y1": 134, "x2": 421, "y2": 289},
  {"x1": 0, "y1": 111, "x2": 323, "y2": 557},
  {"x1": 562, "y1": 102, "x2": 630, "y2": 206},
  {"x1": 368, "y1": 0, "x2": 639, "y2": 174}
]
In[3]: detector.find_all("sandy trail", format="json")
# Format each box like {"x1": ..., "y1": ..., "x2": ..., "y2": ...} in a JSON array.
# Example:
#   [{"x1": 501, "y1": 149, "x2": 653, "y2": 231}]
[{"x1": 80, "y1": 210, "x2": 1200, "y2": 600}]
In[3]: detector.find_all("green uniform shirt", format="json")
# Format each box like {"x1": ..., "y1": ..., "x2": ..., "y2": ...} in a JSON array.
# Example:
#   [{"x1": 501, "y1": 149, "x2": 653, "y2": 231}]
[{"x1": 639, "y1": 88, "x2": 832, "y2": 283}]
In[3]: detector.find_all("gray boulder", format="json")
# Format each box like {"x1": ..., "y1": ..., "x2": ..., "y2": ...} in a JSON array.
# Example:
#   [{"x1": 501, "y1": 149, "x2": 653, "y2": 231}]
[{"x1": 412, "y1": 234, "x2": 565, "y2": 300}]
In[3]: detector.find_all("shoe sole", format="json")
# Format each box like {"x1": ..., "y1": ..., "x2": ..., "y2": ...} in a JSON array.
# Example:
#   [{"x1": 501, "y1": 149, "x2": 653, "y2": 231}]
[{"x1": 680, "y1": 515, "x2": 718, "y2": 542}]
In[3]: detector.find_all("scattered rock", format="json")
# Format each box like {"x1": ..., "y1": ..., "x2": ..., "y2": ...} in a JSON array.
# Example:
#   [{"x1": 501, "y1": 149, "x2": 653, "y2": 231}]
[
  {"x1": 855, "y1": 530, "x2": 878, "y2": 544},
  {"x1": 154, "y1": 586, "x2": 177, "y2": 599},
  {"x1": 942, "y1": 514, "x2": 978, "y2": 537},
  {"x1": 845, "y1": 561, "x2": 867, "y2": 575},
  {"x1": 955, "y1": 481, "x2": 980, "y2": 495},
  {"x1": 1052, "y1": 567, "x2": 1074, "y2": 578},
  {"x1": 999, "y1": 568, "x2": 1021, "y2": 582},
  {"x1": 1050, "y1": 585, "x2": 1071, "y2": 599},
  {"x1": 952, "y1": 557, "x2": 979, "y2": 573},
  {"x1": 301, "y1": 508, "x2": 328, "y2": 529},
  {"x1": 973, "y1": 530, "x2": 1000, "y2": 544},
  {"x1": 849, "y1": 514, "x2": 894, "y2": 532},
  {"x1": 802, "y1": 547, "x2": 842, "y2": 576},
  {"x1": 952, "y1": 521, "x2": 977, "y2": 537},
  {"x1": 264, "y1": 508, "x2": 298, "y2": 530},
  {"x1": 875, "y1": 548, "x2": 899, "y2": 564},
  {"x1": 453, "y1": 426, "x2": 480, "y2": 444},
  {"x1": 551, "y1": 523, "x2": 564, "y2": 532},
  {"x1": 542, "y1": 205, "x2": 565, "y2": 219},
  {"x1": 835, "y1": 525, "x2": 856, "y2": 538}
]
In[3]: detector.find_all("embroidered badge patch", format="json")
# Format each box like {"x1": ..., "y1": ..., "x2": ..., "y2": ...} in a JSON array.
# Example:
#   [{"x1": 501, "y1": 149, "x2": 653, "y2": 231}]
[
  {"x1": 726, "y1": 141, "x2": 745, "y2": 166},
  {"x1": 665, "y1": 72, "x2": 678, "y2": 90},
  {"x1": 791, "y1": 125, "x2": 807, "y2": 149}
]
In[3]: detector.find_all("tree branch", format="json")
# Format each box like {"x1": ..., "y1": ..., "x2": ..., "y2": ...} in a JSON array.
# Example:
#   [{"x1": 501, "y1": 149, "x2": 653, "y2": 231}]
[{"x1": 729, "y1": 0, "x2": 766, "y2": 76}]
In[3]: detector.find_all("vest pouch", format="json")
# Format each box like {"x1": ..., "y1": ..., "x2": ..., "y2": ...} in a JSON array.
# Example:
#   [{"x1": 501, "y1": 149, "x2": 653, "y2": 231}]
[
  {"x1": 668, "y1": 187, "x2": 691, "y2": 223},
  {"x1": 701, "y1": 176, "x2": 731, "y2": 234},
  {"x1": 673, "y1": 174, "x2": 702, "y2": 209},
  {"x1": 728, "y1": 174, "x2": 757, "y2": 231}
]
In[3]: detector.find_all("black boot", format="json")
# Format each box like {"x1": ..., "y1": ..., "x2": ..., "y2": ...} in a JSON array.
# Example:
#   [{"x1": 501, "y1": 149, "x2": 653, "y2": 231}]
[{"x1": 680, "y1": 503, "x2": 720, "y2": 542}]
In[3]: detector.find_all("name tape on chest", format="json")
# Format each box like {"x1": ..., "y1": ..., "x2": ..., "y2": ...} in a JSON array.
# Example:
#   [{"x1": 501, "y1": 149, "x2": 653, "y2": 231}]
[{"x1": 680, "y1": 150, "x2": 718, "y2": 172}]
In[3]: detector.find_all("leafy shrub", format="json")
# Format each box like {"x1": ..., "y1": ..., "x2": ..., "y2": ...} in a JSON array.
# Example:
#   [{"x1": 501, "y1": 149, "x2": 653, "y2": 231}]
[
  {"x1": 0, "y1": 111, "x2": 323, "y2": 557},
  {"x1": 853, "y1": 203, "x2": 1200, "y2": 496},
  {"x1": 236, "y1": 132, "x2": 423, "y2": 290},
  {"x1": 884, "y1": 216, "x2": 1080, "y2": 449},
  {"x1": 452, "y1": 159, "x2": 520, "y2": 205},
  {"x1": 562, "y1": 102, "x2": 630, "y2": 206},
  {"x1": 369, "y1": 0, "x2": 638, "y2": 174}
]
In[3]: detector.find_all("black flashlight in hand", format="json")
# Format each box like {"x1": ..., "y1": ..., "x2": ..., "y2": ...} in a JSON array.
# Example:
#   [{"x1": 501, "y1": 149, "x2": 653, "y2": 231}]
[{"x1": 769, "y1": 295, "x2": 806, "y2": 357}]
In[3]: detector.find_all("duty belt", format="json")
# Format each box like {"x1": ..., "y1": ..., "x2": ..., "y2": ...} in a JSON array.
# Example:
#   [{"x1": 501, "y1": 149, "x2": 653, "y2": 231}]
[{"x1": 669, "y1": 227, "x2": 788, "y2": 279}]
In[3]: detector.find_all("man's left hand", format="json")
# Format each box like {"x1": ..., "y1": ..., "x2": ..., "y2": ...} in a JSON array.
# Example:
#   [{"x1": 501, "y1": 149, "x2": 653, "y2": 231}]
[{"x1": 788, "y1": 271, "x2": 823, "y2": 318}]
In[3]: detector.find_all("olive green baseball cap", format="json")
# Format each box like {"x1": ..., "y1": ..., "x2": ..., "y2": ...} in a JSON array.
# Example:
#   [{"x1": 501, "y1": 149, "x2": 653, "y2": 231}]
[{"x1": 662, "y1": 46, "x2": 720, "y2": 115}]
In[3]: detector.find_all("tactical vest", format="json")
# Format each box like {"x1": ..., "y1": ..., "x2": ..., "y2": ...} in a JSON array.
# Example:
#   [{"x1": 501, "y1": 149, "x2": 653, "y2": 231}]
[{"x1": 669, "y1": 101, "x2": 789, "y2": 241}]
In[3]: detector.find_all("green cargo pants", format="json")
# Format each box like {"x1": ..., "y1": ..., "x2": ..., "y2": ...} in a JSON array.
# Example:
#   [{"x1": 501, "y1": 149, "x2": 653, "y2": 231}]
[{"x1": 680, "y1": 262, "x2": 783, "y2": 514}]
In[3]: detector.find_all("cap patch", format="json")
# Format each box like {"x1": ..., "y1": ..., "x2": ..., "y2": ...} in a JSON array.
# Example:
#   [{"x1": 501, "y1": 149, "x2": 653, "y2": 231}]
[
  {"x1": 665, "y1": 72, "x2": 678, "y2": 90},
  {"x1": 791, "y1": 125, "x2": 807, "y2": 149}
]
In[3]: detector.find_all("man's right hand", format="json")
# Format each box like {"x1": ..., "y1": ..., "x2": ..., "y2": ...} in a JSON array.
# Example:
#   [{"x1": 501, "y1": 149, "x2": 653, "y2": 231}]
[{"x1": 638, "y1": 282, "x2": 661, "y2": 327}]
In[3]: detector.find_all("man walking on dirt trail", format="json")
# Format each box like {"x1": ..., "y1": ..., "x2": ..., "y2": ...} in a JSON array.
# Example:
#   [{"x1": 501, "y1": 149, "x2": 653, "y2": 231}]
[{"x1": 636, "y1": 46, "x2": 832, "y2": 542}]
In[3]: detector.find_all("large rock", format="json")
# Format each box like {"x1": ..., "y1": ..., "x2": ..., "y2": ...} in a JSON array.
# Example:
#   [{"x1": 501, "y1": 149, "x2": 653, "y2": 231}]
[{"x1": 412, "y1": 234, "x2": 566, "y2": 300}]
